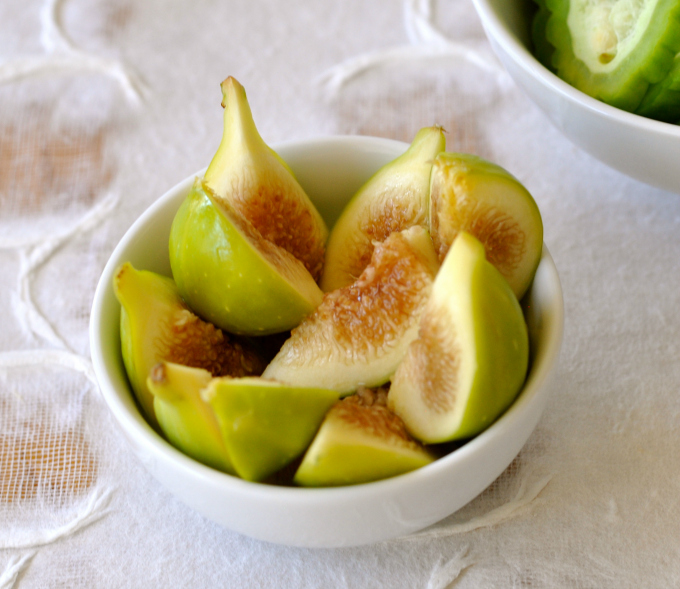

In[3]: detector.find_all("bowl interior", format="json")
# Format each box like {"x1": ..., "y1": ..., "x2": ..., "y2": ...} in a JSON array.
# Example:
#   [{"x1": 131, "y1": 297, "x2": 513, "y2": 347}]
[{"x1": 90, "y1": 135, "x2": 564, "y2": 547}]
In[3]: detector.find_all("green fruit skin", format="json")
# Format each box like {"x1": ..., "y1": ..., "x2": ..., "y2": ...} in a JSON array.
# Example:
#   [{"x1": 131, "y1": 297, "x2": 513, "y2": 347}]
[
  {"x1": 454, "y1": 244, "x2": 529, "y2": 440},
  {"x1": 204, "y1": 379, "x2": 340, "y2": 482},
  {"x1": 388, "y1": 233, "x2": 529, "y2": 444},
  {"x1": 169, "y1": 182, "x2": 322, "y2": 335},
  {"x1": 148, "y1": 364, "x2": 236, "y2": 474},
  {"x1": 116, "y1": 263, "x2": 186, "y2": 430},
  {"x1": 294, "y1": 440, "x2": 433, "y2": 487},
  {"x1": 119, "y1": 306, "x2": 159, "y2": 429},
  {"x1": 545, "y1": 0, "x2": 680, "y2": 111},
  {"x1": 154, "y1": 398, "x2": 234, "y2": 473}
]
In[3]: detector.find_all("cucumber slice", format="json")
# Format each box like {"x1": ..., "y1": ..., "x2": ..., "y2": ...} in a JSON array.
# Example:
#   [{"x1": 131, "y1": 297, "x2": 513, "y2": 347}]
[
  {"x1": 545, "y1": 0, "x2": 680, "y2": 111},
  {"x1": 636, "y1": 53, "x2": 680, "y2": 121},
  {"x1": 532, "y1": 0, "x2": 556, "y2": 70}
]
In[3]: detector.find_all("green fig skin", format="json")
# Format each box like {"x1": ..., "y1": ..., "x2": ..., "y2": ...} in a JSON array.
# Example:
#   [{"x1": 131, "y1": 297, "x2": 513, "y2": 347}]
[
  {"x1": 203, "y1": 377, "x2": 341, "y2": 482},
  {"x1": 320, "y1": 126, "x2": 446, "y2": 292},
  {"x1": 169, "y1": 180, "x2": 323, "y2": 335},
  {"x1": 294, "y1": 390, "x2": 435, "y2": 487},
  {"x1": 113, "y1": 262, "x2": 266, "y2": 429},
  {"x1": 204, "y1": 76, "x2": 328, "y2": 281},
  {"x1": 147, "y1": 363, "x2": 236, "y2": 475},
  {"x1": 388, "y1": 232, "x2": 529, "y2": 444},
  {"x1": 429, "y1": 153, "x2": 543, "y2": 300}
]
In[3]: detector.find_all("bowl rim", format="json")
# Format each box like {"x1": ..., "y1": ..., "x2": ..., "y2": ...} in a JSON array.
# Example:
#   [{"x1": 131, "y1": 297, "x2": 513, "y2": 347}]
[
  {"x1": 471, "y1": 0, "x2": 680, "y2": 137},
  {"x1": 89, "y1": 134, "x2": 564, "y2": 505}
]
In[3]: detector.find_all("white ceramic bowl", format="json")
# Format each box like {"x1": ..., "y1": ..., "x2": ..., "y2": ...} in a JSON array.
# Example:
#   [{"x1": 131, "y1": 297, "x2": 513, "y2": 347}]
[
  {"x1": 472, "y1": 0, "x2": 680, "y2": 194},
  {"x1": 89, "y1": 135, "x2": 564, "y2": 548}
]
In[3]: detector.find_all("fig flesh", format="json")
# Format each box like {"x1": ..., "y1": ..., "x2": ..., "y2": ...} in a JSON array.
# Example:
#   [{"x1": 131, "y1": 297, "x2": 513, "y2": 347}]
[
  {"x1": 320, "y1": 126, "x2": 445, "y2": 292},
  {"x1": 170, "y1": 179, "x2": 323, "y2": 335},
  {"x1": 262, "y1": 226, "x2": 440, "y2": 393},
  {"x1": 202, "y1": 377, "x2": 340, "y2": 482},
  {"x1": 388, "y1": 232, "x2": 529, "y2": 444},
  {"x1": 294, "y1": 387, "x2": 435, "y2": 487},
  {"x1": 113, "y1": 262, "x2": 266, "y2": 428},
  {"x1": 147, "y1": 362, "x2": 235, "y2": 474},
  {"x1": 204, "y1": 76, "x2": 328, "y2": 281},
  {"x1": 428, "y1": 153, "x2": 543, "y2": 300}
]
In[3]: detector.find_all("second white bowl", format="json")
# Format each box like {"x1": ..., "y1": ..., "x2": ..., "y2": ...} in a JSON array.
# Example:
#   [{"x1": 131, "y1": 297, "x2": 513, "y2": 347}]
[{"x1": 472, "y1": 0, "x2": 680, "y2": 194}]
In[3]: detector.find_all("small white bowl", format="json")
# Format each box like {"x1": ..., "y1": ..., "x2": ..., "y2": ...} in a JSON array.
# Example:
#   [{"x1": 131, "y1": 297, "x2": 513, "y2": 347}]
[
  {"x1": 89, "y1": 136, "x2": 564, "y2": 548},
  {"x1": 472, "y1": 0, "x2": 680, "y2": 194}
]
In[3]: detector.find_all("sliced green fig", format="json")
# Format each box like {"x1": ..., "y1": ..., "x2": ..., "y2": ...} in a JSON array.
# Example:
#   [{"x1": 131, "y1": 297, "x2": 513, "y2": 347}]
[
  {"x1": 294, "y1": 387, "x2": 435, "y2": 487},
  {"x1": 262, "y1": 226, "x2": 440, "y2": 393},
  {"x1": 169, "y1": 179, "x2": 323, "y2": 335},
  {"x1": 204, "y1": 76, "x2": 328, "y2": 281},
  {"x1": 202, "y1": 377, "x2": 340, "y2": 482},
  {"x1": 544, "y1": 0, "x2": 680, "y2": 111},
  {"x1": 429, "y1": 152, "x2": 543, "y2": 300},
  {"x1": 320, "y1": 126, "x2": 445, "y2": 292},
  {"x1": 388, "y1": 232, "x2": 529, "y2": 444},
  {"x1": 113, "y1": 262, "x2": 266, "y2": 428},
  {"x1": 147, "y1": 362, "x2": 235, "y2": 474}
]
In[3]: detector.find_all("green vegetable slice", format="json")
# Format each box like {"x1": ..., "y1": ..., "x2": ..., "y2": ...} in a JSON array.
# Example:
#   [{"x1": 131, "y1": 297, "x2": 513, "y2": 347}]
[
  {"x1": 636, "y1": 53, "x2": 680, "y2": 121},
  {"x1": 545, "y1": 0, "x2": 680, "y2": 111},
  {"x1": 532, "y1": 0, "x2": 556, "y2": 70}
]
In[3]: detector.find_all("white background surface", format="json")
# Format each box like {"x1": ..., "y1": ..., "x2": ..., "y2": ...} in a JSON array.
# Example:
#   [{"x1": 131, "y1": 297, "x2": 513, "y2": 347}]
[{"x1": 1, "y1": 0, "x2": 679, "y2": 586}]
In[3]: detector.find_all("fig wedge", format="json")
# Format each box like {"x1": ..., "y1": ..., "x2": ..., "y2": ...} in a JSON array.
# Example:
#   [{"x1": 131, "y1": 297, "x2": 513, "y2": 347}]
[
  {"x1": 321, "y1": 126, "x2": 445, "y2": 292},
  {"x1": 429, "y1": 153, "x2": 543, "y2": 300},
  {"x1": 262, "y1": 226, "x2": 440, "y2": 393},
  {"x1": 294, "y1": 388, "x2": 435, "y2": 487},
  {"x1": 170, "y1": 179, "x2": 323, "y2": 335},
  {"x1": 202, "y1": 377, "x2": 340, "y2": 482},
  {"x1": 204, "y1": 76, "x2": 328, "y2": 281},
  {"x1": 388, "y1": 232, "x2": 529, "y2": 444},
  {"x1": 147, "y1": 362, "x2": 235, "y2": 474},
  {"x1": 113, "y1": 262, "x2": 266, "y2": 428}
]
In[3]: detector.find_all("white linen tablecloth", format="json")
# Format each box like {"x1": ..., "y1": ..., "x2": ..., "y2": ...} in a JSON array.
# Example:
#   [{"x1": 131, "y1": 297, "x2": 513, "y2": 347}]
[{"x1": 1, "y1": 0, "x2": 679, "y2": 586}]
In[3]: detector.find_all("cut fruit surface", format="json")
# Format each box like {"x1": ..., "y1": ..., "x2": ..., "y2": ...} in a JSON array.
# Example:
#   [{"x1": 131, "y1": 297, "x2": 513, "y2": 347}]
[
  {"x1": 169, "y1": 179, "x2": 323, "y2": 335},
  {"x1": 202, "y1": 377, "x2": 340, "y2": 482},
  {"x1": 113, "y1": 262, "x2": 266, "y2": 428},
  {"x1": 388, "y1": 232, "x2": 529, "y2": 444},
  {"x1": 544, "y1": 0, "x2": 680, "y2": 111},
  {"x1": 294, "y1": 387, "x2": 435, "y2": 487},
  {"x1": 147, "y1": 362, "x2": 235, "y2": 474},
  {"x1": 204, "y1": 77, "x2": 328, "y2": 281},
  {"x1": 429, "y1": 152, "x2": 543, "y2": 300},
  {"x1": 262, "y1": 226, "x2": 440, "y2": 393},
  {"x1": 320, "y1": 126, "x2": 445, "y2": 292}
]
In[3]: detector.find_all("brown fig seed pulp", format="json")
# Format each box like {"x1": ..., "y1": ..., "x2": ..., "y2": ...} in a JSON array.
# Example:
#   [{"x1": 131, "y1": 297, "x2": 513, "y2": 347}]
[
  {"x1": 158, "y1": 308, "x2": 266, "y2": 378},
  {"x1": 225, "y1": 166, "x2": 325, "y2": 281},
  {"x1": 276, "y1": 230, "x2": 435, "y2": 366},
  {"x1": 430, "y1": 171, "x2": 527, "y2": 281}
]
